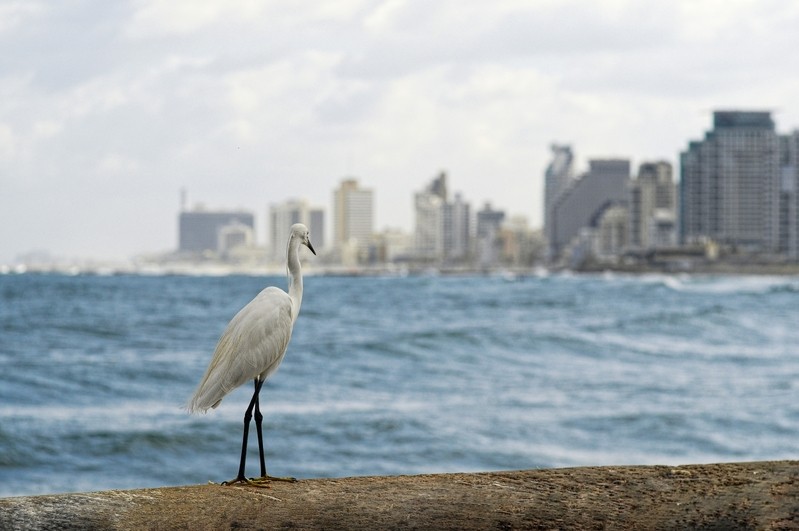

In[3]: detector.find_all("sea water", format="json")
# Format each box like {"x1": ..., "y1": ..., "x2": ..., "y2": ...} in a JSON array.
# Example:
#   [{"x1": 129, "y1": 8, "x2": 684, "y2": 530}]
[{"x1": 1, "y1": 272, "x2": 798, "y2": 497}]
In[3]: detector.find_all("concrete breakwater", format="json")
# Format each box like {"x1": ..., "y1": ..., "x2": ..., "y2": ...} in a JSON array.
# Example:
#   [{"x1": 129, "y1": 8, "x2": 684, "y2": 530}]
[{"x1": 1, "y1": 461, "x2": 797, "y2": 530}]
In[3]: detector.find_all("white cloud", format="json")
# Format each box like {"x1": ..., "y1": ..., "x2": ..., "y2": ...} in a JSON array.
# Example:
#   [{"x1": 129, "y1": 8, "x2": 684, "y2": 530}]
[
  {"x1": 96, "y1": 153, "x2": 140, "y2": 176},
  {"x1": 0, "y1": 2, "x2": 44, "y2": 34},
  {"x1": 0, "y1": 123, "x2": 16, "y2": 159},
  {"x1": 363, "y1": 0, "x2": 411, "y2": 32},
  {"x1": 32, "y1": 120, "x2": 63, "y2": 139},
  {"x1": 125, "y1": 0, "x2": 267, "y2": 37}
]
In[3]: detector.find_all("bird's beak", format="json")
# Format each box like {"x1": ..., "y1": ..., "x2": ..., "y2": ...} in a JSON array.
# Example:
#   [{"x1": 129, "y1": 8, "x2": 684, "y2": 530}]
[{"x1": 306, "y1": 241, "x2": 316, "y2": 255}]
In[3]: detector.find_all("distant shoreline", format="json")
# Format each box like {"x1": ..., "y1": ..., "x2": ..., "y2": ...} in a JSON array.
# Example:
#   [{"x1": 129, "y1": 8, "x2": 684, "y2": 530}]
[
  {"x1": 573, "y1": 261, "x2": 799, "y2": 276},
  {"x1": 3, "y1": 261, "x2": 799, "y2": 277}
]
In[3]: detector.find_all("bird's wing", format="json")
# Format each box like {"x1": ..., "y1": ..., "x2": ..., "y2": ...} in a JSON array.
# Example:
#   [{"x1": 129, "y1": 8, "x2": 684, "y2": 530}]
[{"x1": 187, "y1": 287, "x2": 294, "y2": 413}]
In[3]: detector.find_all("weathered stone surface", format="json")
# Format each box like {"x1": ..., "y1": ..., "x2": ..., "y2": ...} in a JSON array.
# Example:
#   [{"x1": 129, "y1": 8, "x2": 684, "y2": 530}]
[{"x1": 1, "y1": 461, "x2": 798, "y2": 530}]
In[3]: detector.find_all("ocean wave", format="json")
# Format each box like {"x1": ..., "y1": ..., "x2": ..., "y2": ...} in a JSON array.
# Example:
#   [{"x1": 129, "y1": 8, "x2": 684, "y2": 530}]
[
  {"x1": 3, "y1": 273, "x2": 799, "y2": 497},
  {"x1": 659, "y1": 274, "x2": 799, "y2": 294}
]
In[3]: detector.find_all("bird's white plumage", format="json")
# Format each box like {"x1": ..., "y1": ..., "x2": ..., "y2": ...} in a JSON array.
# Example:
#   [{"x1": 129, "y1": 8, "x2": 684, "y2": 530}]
[
  {"x1": 187, "y1": 288, "x2": 294, "y2": 412},
  {"x1": 186, "y1": 223, "x2": 314, "y2": 414}
]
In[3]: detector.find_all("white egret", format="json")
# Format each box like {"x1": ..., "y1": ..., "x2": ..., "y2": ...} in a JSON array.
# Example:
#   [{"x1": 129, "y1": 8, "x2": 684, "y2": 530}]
[{"x1": 187, "y1": 223, "x2": 315, "y2": 486}]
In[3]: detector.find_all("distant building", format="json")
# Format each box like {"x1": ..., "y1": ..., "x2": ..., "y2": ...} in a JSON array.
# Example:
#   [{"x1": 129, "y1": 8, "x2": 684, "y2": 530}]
[
  {"x1": 413, "y1": 172, "x2": 472, "y2": 264},
  {"x1": 544, "y1": 144, "x2": 575, "y2": 258},
  {"x1": 782, "y1": 132, "x2": 799, "y2": 258},
  {"x1": 269, "y1": 199, "x2": 324, "y2": 260},
  {"x1": 442, "y1": 192, "x2": 471, "y2": 263},
  {"x1": 476, "y1": 202, "x2": 506, "y2": 267},
  {"x1": 372, "y1": 228, "x2": 412, "y2": 263},
  {"x1": 549, "y1": 159, "x2": 631, "y2": 261},
  {"x1": 217, "y1": 221, "x2": 254, "y2": 257},
  {"x1": 414, "y1": 173, "x2": 447, "y2": 261},
  {"x1": 333, "y1": 178, "x2": 374, "y2": 262},
  {"x1": 427, "y1": 171, "x2": 447, "y2": 200},
  {"x1": 680, "y1": 111, "x2": 782, "y2": 252},
  {"x1": 595, "y1": 204, "x2": 628, "y2": 259},
  {"x1": 629, "y1": 161, "x2": 677, "y2": 250},
  {"x1": 500, "y1": 216, "x2": 544, "y2": 266},
  {"x1": 178, "y1": 208, "x2": 255, "y2": 254}
]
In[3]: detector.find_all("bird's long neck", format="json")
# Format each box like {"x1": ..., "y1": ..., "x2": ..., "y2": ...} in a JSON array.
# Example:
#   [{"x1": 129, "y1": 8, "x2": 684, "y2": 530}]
[{"x1": 287, "y1": 238, "x2": 303, "y2": 322}]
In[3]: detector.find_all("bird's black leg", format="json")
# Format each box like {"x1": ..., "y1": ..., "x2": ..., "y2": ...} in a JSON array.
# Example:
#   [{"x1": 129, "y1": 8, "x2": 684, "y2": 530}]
[
  {"x1": 254, "y1": 378, "x2": 267, "y2": 478},
  {"x1": 223, "y1": 378, "x2": 264, "y2": 485},
  {"x1": 252, "y1": 380, "x2": 297, "y2": 484}
]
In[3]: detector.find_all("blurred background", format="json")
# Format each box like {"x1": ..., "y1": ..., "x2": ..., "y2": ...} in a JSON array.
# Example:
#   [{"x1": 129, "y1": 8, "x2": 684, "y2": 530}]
[{"x1": 3, "y1": 1, "x2": 799, "y2": 269}]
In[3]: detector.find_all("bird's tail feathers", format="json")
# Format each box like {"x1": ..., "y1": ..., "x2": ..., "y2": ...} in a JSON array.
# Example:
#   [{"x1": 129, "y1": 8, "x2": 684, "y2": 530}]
[
  {"x1": 185, "y1": 380, "x2": 226, "y2": 414},
  {"x1": 184, "y1": 396, "x2": 222, "y2": 415}
]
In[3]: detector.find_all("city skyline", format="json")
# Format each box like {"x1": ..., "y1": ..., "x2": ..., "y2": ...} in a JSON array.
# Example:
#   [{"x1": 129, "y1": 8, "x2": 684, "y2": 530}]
[
  {"x1": 3, "y1": 1, "x2": 799, "y2": 263},
  {"x1": 177, "y1": 107, "x2": 799, "y2": 270},
  {"x1": 7, "y1": 114, "x2": 798, "y2": 265}
]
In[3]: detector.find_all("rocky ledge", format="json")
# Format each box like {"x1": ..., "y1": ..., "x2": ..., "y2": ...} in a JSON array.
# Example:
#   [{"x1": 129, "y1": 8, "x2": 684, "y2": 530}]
[{"x1": 1, "y1": 461, "x2": 798, "y2": 530}]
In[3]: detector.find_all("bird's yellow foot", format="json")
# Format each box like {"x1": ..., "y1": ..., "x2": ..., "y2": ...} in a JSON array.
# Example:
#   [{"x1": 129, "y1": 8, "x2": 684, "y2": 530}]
[
  {"x1": 221, "y1": 476, "x2": 272, "y2": 488},
  {"x1": 255, "y1": 474, "x2": 298, "y2": 483}
]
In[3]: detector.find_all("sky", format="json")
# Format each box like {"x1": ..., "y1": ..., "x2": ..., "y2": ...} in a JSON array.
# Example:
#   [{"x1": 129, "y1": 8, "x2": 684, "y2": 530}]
[{"x1": 3, "y1": 0, "x2": 799, "y2": 262}]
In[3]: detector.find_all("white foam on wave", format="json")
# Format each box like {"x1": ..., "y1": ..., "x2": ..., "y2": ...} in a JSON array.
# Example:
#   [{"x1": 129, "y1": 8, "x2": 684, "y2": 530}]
[
  {"x1": 660, "y1": 274, "x2": 799, "y2": 294},
  {"x1": 0, "y1": 400, "x2": 183, "y2": 428}
]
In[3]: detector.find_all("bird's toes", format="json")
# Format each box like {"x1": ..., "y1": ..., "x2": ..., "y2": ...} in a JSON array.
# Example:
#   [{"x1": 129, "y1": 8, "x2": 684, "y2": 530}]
[
  {"x1": 221, "y1": 477, "x2": 251, "y2": 487},
  {"x1": 261, "y1": 475, "x2": 297, "y2": 483}
]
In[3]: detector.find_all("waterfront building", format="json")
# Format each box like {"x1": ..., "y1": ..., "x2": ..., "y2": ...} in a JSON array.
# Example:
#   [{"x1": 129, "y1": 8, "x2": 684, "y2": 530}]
[
  {"x1": 544, "y1": 145, "x2": 575, "y2": 259},
  {"x1": 413, "y1": 172, "x2": 472, "y2": 264},
  {"x1": 499, "y1": 216, "x2": 544, "y2": 267},
  {"x1": 413, "y1": 173, "x2": 447, "y2": 262},
  {"x1": 785, "y1": 132, "x2": 799, "y2": 258},
  {"x1": 217, "y1": 221, "x2": 254, "y2": 256},
  {"x1": 595, "y1": 205, "x2": 629, "y2": 259},
  {"x1": 442, "y1": 193, "x2": 471, "y2": 263},
  {"x1": 372, "y1": 228, "x2": 413, "y2": 264},
  {"x1": 628, "y1": 161, "x2": 677, "y2": 250},
  {"x1": 680, "y1": 111, "x2": 781, "y2": 252},
  {"x1": 776, "y1": 131, "x2": 799, "y2": 259},
  {"x1": 178, "y1": 207, "x2": 255, "y2": 254},
  {"x1": 333, "y1": 178, "x2": 374, "y2": 262},
  {"x1": 476, "y1": 202, "x2": 506, "y2": 267},
  {"x1": 549, "y1": 159, "x2": 631, "y2": 261},
  {"x1": 269, "y1": 199, "x2": 325, "y2": 260}
]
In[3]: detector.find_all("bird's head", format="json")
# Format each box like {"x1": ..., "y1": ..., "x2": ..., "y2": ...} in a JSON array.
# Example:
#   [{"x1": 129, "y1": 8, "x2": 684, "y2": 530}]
[{"x1": 291, "y1": 223, "x2": 316, "y2": 255}]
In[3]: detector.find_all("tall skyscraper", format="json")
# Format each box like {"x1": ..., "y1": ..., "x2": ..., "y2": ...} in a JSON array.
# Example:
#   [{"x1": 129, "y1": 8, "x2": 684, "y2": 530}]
[
  {"x1": 544, "y1": 144, "x2": 575, "y2": 258},
  {"x1": 442, "y1": 193, "x2": 471, "y2": 263},
  {"x1": 269, "y1": 199, "x2": 325, "y2": 260},
  {"x1": 414, "y1": 172, "x2": 447, "y2": 261},
  {"x1": 549, "y1": 159, "x2": 631, "y2": 260},
  {"x1": 680, "y1": 111, "x2": 781, "y2": 252},
  {"x1": 782, "y1": 132, "x2": 799, "y2": 258},
  {"x1": 333, "y1": 178, "x2": 374, "y2": 260}
]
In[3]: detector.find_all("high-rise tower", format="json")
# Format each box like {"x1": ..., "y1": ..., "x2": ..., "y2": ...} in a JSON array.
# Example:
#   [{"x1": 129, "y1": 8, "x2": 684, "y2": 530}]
[
  {"x1": 544, "y1": 144, "x2": 575, "y2": 258},
  {"x1": 680, "y1": 111, "x2": 781, "y2": 252},
  {"x1": 333, "y1": 179, "x2": 374, "y2": 261},
  {"x1": 548, "y1": 159, "x2": 631, "y2": 260},
  {"x1": 269, "y1": 199, "x2": 324, "y2": 259}
]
